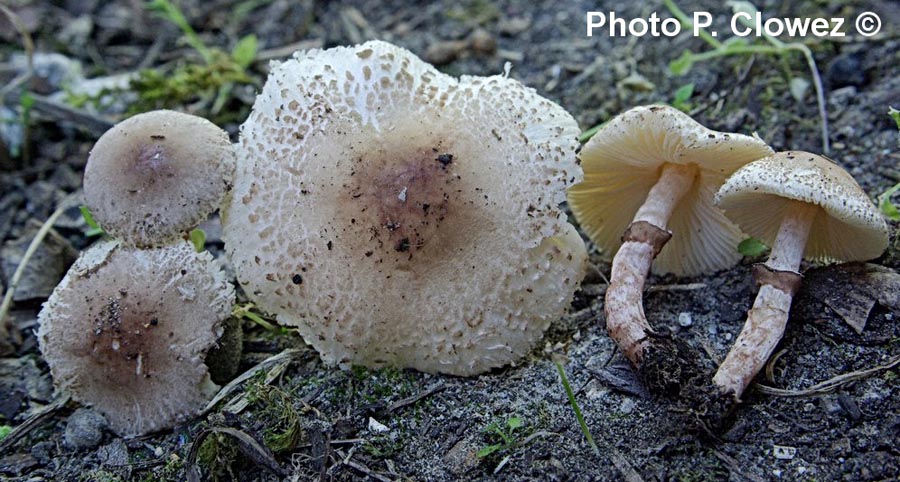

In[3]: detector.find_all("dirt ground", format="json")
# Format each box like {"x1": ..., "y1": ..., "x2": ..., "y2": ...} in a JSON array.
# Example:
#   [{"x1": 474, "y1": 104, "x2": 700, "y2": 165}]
[{"x1": 1, "y1": 0, "x2": 899, "y2": 481}]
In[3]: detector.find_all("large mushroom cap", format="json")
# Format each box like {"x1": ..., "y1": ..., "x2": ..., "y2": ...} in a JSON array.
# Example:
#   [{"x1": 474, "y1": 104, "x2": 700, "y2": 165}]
[
  {"x1": 567, "y1": 105, "x2": 774, "y2": 276},
  {"x1": 222, "y1": 40, "x2": 586, "y2": 376},
  {"x1": 715, "y1": 151, "x2": 889, "y2": 262},
  {"x1": 84, "y1": 110, "x2": 235, "y2": 247},
  {"x1": 37, "y1": 240, "x2": 235, "y2": 437}
]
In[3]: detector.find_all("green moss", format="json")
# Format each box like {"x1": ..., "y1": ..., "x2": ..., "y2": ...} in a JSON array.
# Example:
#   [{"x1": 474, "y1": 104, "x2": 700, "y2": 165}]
[
  {"x1": 197, "y1": 433, "x2": 240, "y2": 482},
  {"x1": 244, "y1": 379, "x2": 303, "y2": 453}
]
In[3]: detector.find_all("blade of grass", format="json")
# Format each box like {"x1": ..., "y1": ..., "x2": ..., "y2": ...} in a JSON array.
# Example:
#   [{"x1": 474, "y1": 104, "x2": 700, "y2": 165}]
[{"x1": 554, "y1": 359, "x2": 599, "y2": 456}]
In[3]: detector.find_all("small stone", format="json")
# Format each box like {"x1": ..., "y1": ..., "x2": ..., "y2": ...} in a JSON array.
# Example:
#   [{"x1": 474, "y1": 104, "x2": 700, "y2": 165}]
[
  {"x1": 30, "y1": 441, "x2": 54, "y2": 465},
  {"x1": 98, "y1": 438, "x2": 129, "y2": 467},
  {"x1": 498, "y1": 17, "x2": 531, "y2": 36},
  {"x1": 424, "y1": 40, "x2": 469, "y2": 66},
  {"x1": 368, "y1": 417, "x2": 389, "y2": 433},
  {"x1": 618, "y1": 398, "x2": 636, "y2": 415},
  {"x1": 64, "y1": 408, "x2": 108, "y2": 450},
  {"x1": 468, "y1": 28, "x2": 496, "y2": 54},
  {"x1": 825, "y1": 53, "x2": 866, "y2": 89},
  {"x1": 443, "y1": 438, "x2": 479, "y2": 475},
  {"x1": 773, "y1": 445, "x2": 797, "y2": 460},
  {"x1": 677, "y1": 312, "x2": 693, "y2": 327}
]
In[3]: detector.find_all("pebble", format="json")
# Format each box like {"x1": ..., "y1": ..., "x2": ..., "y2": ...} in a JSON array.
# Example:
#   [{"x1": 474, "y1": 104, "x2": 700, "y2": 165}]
[
  {"x1": 773, "y1": 445, "x2": 797, "y2": 460},
  {"x1": 367, "y1": 417, "x2": 389, "y2": 433},
  {"x1": 498, "y1": 17, "x2": 531, "y2": 36},
  {"x1": 64, "y1": 408, "x2": 108, "y2": 450},
  {"x1": 29, "y1": 441, "x2": 54, "y2": 465},
  {"x1": 619, "y1": 398, "x2": 636, "y2": 415},
  {"x1": 825, "y1": 53, "x2": 867, "y2": 89},
  {"x1": 424, "y1": 40, "x2": 469, "y2": 66},
  {"x1": 98, "y1": 438, "x2": 129, "y2": 467},
  {"x1": 677, "y1": 312, "x2": 693, "y2": 327}
]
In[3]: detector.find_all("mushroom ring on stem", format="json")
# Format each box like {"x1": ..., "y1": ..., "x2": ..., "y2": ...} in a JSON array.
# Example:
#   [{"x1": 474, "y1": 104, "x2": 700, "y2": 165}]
[
  {"x1": 712, "y1": 151, "x2": 889, "y2": 400},
  {"x1": 567, "y1": 105, "x2": 773, "y2": 372},
  {"x1": 222, "y1": 40, "x2": 587, "y2": 376}
]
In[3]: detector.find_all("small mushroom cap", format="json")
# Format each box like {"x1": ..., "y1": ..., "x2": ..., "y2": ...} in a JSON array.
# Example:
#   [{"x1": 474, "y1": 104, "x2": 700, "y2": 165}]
[
  {"x1": 715, "y1": 151, "x2": 889, "y2": 262},
  {"x1": 84, "y1": 110, "x2": 235, "y2": 247},
  {"x1": 567, "y1": 105, "x2": 773, "y2": 276},
  {"x1": 222, "y1": 40, "x2": 585, "y2": 376},
  {"x1": 37, "y1": 240, "x2": 235, "y2": 437}
]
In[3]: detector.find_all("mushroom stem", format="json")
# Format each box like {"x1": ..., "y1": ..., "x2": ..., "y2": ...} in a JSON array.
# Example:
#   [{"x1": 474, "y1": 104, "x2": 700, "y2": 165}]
[
  {"x1": 713, "y1": 200, "x2": 818, "y2": 400},
  {"x1": 606, "y1": 162, "x2": 697, "y2": 365}
]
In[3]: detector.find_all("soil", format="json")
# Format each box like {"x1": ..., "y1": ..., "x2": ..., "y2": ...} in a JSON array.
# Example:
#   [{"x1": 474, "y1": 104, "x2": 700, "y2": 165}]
[{"x1": 1, "y1": 0, "x2": 899, "y2": 481}]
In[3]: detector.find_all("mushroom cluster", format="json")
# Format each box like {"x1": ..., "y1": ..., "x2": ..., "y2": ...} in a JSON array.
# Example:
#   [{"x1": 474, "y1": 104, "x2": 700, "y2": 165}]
[
  {"x1": 38, "y1": 110, "x2": 238, "y2": 436},
  {"x1": 222, "y1": 40, "x2": 587, "y2": 375},
  {"x1": 567, "y1": 105, "x2": 772, "y2": 390}
]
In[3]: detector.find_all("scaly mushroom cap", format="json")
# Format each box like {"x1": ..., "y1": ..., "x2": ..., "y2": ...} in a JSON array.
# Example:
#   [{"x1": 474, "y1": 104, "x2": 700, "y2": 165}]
[
  {"x1": 84, "y1": 110, "x2": 235, "y2": 247},
  {"x1": 222, "y1": 40, "x2": 586, "y2": 376},
  {"x1": 37, "y1": 240, "x2": 235, "y2": 437},
  {"x1": 567, "y1": 105, "x2": 773, "y2": 276},
  {"x1": 715, "y1": 151, "x2": 889, "y2": 262}
]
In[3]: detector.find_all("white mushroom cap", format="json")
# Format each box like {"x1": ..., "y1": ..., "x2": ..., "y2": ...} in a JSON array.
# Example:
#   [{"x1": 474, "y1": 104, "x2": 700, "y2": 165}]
[
  {"x1": 715, "y1": 151, "x2": 889, "y2": 262},
  {"x1": 37, "y1": 240, "x2": 235, "y2": 437},
  {"x1": 567, "y1": 105, "x2": 774, "y2": 276},
  {"x1": 84, "y1": 110, "x2": 235, "y2": 247},
  {"x1": 222, "y1": 40, "x2": 586, "y2": 376}
]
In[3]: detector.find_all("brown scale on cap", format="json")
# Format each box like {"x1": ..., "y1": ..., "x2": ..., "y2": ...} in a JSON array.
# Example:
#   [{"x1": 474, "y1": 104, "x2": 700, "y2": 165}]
[
  {"x1": 88, "y1": 293, "x2": 166, "y2": 385},
  {"x1": 38, "y1": 240, "x2": 235, "y2": 437},
  {"x1": 346, "y1": 146, "x2": 461, "y2": 263}
]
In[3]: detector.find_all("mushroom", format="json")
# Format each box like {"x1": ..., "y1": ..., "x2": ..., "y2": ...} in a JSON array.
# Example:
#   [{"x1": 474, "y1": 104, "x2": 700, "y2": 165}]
[
  {"x1": 221, "y1": 40, "x2": 587, "y2": 376},
  {"x1": 84, "y1": 110, "x2": 235, "y2": 247},
  {"x1": 712, "y1": 151, "x2": 889, "y2": 400},
  {"x1": 566, "y1": 105, "x2": 772, "y2": 386},
  {"x1": 37, "y1": 240, "x2": 235, "y2": 436}
]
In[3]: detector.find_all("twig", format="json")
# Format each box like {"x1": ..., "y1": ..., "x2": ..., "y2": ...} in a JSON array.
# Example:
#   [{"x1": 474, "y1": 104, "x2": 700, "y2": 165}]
[
  {"x1": 608, "y1": 446, "x2": 645, "y2": 482},
  {"x1": 203, "y1": 348, "x2": 300, "y2": 414},
  {"x1": 0, "y1": 394, "x2": 70, "y2": 453},
  {"x1": 0, "y1": 91, "x2": 115, "y2": 137},
  {"x1": 0, "y1": 4, "x2": 34, "y2": 100},
  {"x1": 335, "y1": 449, "x2": 392, "y2": 482},
  {"x1": 380, "y1": 384, "x2": 445, "y2": 416},
  {"x1": 0, "y1": 197, "x2": 73, "y2": 340},
  {"x1": 187, "y1": 427, "x2": 286, "y2": 482},
  {"x1": 714, "y1": 450, "x2": 766, "y2": 482},
  {"x1": 756, "y1": 354, "x2": 900, "y2": 397},
  {"x1": 646, "y1": 282, "x2": 707, "y2": 293}
]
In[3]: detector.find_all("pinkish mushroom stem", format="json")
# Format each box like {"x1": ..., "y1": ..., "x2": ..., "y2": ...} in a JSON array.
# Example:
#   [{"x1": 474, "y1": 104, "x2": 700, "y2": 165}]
[
  {"x1": 713, "y1": 200, "x2": 819, "y2": 400},
  {"x1": 606, "y1": 162, "x2": 698, "y2": 365}
]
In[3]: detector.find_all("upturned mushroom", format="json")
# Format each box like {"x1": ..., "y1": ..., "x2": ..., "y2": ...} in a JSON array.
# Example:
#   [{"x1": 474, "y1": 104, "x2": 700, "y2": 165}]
[
  {"x1": 712, "y1": 151, "x2": 889, "y2": 400},
  {"x1": 567, "y1": 105, "x2": 773, "y2": 388},
  {"x1": 84, "y1": 110, "x2": 235, "y2": 247},
  {"x1": 37, "y1": 240, "x2": 235, "y2": 436},
  {"x1": 222, "y1": 40, "x2": 587, "y2": 376}
]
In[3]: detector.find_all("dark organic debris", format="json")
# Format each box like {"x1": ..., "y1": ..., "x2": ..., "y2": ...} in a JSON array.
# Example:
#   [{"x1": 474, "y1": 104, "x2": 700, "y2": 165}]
[
  {"x1": 802, "y1": 263, "x2": 900, "y2": 334},
  {"x1": 187, "y1": 426, "x2": 286, "y2": 482}
]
